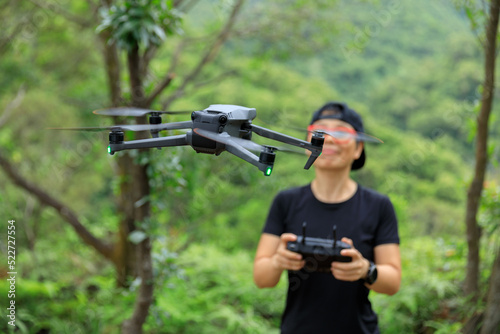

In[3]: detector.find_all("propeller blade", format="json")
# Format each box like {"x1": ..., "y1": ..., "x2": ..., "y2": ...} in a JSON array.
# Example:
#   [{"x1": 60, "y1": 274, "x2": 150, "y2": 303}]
[
  {"x1": 48, "y1": 121, "x2": 193, "y2": 132},
  {"x1": 93, "y1": 107, "x2": 192, "y2": 117},
  {"x1": 311, "y1": 130, "x2": 384, "y2": 143}
]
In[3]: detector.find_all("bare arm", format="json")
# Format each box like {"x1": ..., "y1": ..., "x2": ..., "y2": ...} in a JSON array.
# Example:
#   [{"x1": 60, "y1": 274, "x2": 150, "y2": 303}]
[
  {"x1": 253, "y1": 233, "x2": 305, "y2": 288},
  {"x1": 369, "y1": 243, "x2": 401, "y2": 295}
]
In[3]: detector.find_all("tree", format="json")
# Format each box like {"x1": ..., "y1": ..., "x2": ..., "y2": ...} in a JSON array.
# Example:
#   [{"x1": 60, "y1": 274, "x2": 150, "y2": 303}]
[
  {"x1": 462, "y1": 0, "x2": 499, "y2": 296},
  {"x1": 0, "y1": 0, "x2": 245, "y2": 332},
  {"x1": 1, "y1": 0, "x2": 345, "y2": 332},
  {"x1": 459, "y1": 0, "x2": 500, "y2": 332}
]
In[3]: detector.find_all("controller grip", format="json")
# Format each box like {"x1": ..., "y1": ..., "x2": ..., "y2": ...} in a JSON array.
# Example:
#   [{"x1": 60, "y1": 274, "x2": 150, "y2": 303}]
[{"x1": 287, "y1": 237, "x2": 352, "y2": 272}]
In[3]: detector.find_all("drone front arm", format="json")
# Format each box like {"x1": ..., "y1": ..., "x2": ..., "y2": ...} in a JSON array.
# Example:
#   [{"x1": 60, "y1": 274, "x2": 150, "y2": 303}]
[
  {"x1": 108, "y1": 134, "x2": 189, "y2": 154},
  {"x1": 250, "y1": 124, "x2": 316, "y2": 151},
  {"x1": 250, "y1": 124, "x2": 323, "y2": 169},
  {"x1": 225, "y1": 143, "x2": 274, "y2": 176}
]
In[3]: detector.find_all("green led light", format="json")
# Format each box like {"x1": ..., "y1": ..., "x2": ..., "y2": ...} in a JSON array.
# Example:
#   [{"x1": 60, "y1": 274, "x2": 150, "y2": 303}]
[
  {"x1": 107, "y1": 146, "x2": 111, "y2": 154},
  {"x1": 265, "y1": 166, "x2": 273, "y2": 176}
]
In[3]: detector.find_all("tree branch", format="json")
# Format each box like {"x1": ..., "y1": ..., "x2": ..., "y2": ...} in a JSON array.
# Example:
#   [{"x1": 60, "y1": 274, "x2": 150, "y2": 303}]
[
  {"x1": 161, "y1": 0, "x2": 245, "y2": 109},
  {"x1": 28, "y1": 0, "x2": 94, "y2": 28},
  {"x1": 0, "y1": 85, "x2": 25, "y2": 129},
  {"x1": 192, "y1": 69, "x2": 238, "y2": 90},
  {"x1": 0, "y1": 151, "x2": 114, "y2": 260},
  {"x1": 144, "y1": 73, "x2": 176, "y2": 108}
]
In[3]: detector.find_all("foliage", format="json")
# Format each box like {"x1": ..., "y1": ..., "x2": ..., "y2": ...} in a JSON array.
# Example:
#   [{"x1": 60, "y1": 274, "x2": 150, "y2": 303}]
[
  {"x1": 372, "y1": 236, "x2": 466, "y2": 333},
  {"x1": 146, "y1": 243, "x2": 285, "y2": 333},
  {"x1": 0, "y1": 0, "x2": 499, "y2": 333},
  {"x1": 97, "y1": 0, "x2": 183, "y2": 51},
  {"x1": 479, "y1": 181, "x2": 500, "y2": 235}
]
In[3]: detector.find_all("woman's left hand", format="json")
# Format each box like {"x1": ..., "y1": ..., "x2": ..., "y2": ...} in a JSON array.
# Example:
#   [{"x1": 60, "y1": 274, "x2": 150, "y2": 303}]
[{"x1": 330, "y1": 237, "x2": 370, "y2": 282}]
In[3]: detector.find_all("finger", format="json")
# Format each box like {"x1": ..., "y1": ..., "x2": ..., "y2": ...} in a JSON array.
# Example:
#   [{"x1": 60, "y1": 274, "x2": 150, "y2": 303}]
[
  {"x1": 277, "y1": 257, "x2": 305, "y2": 271},
  {"x1": 341, "y1": 237, "x2": 353, "y2": 247},
  {"x1": 281, "y1": 233, "x2": 298, "y2": 242},
  {"x1": 278, "y1": 247, "x2": 303, "y2": 261},
  {"x1": 340, "y1": 248, "x2": 359, "y2": 259},
  {"x1": 331, "y1": 261, "x2": 357, "y2": 271},
  {"x1": 286, "y1": 259, "x2": 305, "y2": 271}
]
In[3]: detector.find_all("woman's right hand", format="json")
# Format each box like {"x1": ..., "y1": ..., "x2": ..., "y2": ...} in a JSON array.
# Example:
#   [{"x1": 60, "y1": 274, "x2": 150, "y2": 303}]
[{"x1": 272, "y1": 233, "x2": 306, "y2": 271}]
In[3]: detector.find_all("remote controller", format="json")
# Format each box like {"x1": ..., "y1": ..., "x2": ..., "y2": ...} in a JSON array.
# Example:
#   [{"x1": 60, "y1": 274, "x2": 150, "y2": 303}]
[{"x1": 287, "y1": 222, "x2": 352, "y2": 272}]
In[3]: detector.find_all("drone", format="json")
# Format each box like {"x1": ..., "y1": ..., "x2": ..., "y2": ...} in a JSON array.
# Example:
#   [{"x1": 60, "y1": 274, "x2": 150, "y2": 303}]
[{"x1": 55, "y1": 104, "x2": 326, "y2": 176}]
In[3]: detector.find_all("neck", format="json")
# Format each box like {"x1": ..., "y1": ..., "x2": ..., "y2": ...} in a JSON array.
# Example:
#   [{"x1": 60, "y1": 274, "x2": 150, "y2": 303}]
[{"x1": 311, "y1": 168, "x2": 357, "y2": 203}]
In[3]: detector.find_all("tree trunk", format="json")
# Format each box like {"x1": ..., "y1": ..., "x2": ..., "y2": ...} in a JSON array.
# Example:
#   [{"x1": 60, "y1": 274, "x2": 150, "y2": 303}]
[
  {"x1": 121, "y1": 237, "x2": 154, "y2": 334},
  {"x1": 480, "y1": 246, "x2": 500, "y2": 334},
  {"x1": 119, "y1": 40, "x2": 155, "y2": 333},
  {"x1": 464, "y1": 0, "x2": 499, "y2": 299}
]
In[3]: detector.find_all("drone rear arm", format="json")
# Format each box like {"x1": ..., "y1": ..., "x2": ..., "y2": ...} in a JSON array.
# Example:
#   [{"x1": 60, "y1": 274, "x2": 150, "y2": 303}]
[{"x1": 108, "y1": 134, "x2": 189, "y2": 154}]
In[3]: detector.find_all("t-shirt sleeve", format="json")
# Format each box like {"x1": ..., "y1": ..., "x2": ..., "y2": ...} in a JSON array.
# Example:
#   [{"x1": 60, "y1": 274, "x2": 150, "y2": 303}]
[
  {"x1": 262, "y1": 191, "x2": 288, "y2": 237},
  {"x1": 374, "y1": 196, "x2": 400, "y2": 246}
]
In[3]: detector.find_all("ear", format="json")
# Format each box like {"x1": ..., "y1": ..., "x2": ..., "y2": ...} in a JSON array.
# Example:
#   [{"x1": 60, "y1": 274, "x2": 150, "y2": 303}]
[{"x1": 354, "y1": 142, "x2": 364, "y2": 159}]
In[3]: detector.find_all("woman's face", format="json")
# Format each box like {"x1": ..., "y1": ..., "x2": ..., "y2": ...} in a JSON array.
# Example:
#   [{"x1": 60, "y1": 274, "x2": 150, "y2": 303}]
[{"x1": 307, "y1": 119, "x2": 364, "y2": 171}]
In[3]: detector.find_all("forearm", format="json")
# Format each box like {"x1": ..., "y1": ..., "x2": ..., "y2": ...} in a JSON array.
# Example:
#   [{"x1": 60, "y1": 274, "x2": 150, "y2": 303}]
[
  {"x1": 366, "y1": 263, "x2": 400, "y2": 295},
  {"x1": 253, "y1": 257, "x2": 283, "y2": 288}
]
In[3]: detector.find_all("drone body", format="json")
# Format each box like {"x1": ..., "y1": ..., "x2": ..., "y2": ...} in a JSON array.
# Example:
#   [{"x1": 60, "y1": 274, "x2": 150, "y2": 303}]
[{"x1": 104, "y1": 104, "x2": 324, "y2": 176}]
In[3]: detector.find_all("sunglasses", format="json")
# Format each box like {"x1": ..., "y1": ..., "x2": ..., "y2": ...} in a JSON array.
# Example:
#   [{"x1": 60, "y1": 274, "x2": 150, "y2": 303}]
[{"x1": 307, "y1": 125, "x2": 383, "y2": 144}]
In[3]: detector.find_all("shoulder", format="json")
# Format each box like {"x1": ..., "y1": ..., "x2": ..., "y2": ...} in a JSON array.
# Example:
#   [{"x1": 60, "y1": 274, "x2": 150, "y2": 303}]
[
  {"x1": 357, "y1": 185, "x2": 392, "y2": 204},
  {"x1": 274, "y1": 184, "x2": 310, "y2": 201}
]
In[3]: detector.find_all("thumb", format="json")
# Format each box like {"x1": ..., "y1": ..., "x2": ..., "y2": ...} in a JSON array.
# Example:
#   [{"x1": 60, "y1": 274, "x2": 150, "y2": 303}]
[
  {"x1": 341, "y1": 237, "x2": 353, "y2": 247},
  {"x1": 281, "y1": 233, "x2": 298, "y2": 243}
]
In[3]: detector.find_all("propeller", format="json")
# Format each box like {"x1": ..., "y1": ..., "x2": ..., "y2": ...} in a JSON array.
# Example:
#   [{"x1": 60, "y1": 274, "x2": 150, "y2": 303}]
[
  {"x1": 93, "y1": 107, "x2": 192, "y2": 117},
  {"x1": 310, "y1": 130, "x2": 384, "y2": 143},
  {"x1": 193, "y1": 128, "x2": 304, "y2": 155},
  {"x1": 49, "y1": 121, "x2": 193, "y2": 132}
]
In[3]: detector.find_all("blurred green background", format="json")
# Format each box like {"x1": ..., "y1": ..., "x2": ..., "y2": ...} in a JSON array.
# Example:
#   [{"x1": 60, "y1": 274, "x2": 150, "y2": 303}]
[{"x1": 0, "y1": 0, "x2": 499, "y2": 333}]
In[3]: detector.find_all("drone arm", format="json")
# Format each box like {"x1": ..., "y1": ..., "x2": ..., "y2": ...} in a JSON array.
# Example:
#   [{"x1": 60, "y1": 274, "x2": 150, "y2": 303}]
[
  {"x1": 225, "y1": 144, "x2": 273, "y2": 175},
  {"x1": 109, "y1": 134, "x2": 188, "y2": 153},
  {"x1": 250, "y1": 124, "x2": 321, "y2": 151},
  {"x1": 251, "y1": 124, "x2": 323, "y2": 170}
]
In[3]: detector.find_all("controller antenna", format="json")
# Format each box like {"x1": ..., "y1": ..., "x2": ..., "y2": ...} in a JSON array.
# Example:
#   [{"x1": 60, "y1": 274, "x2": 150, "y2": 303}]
[
  {"x1": 333, "y1": 225, "x2": 337, "y2": 249},
  {"x1": 301, "y1": 222, "x2": 307, "y2": 245}
]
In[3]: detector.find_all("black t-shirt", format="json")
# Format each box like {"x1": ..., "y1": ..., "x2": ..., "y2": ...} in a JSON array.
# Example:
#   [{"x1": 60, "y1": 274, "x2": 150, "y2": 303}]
[{"x1": 263, "y1": 184, "x2": 399, "y2": 334}]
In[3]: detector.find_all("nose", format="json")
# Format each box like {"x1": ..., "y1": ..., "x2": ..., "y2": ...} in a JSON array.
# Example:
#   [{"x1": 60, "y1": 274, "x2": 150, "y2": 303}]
[{"x1": 323, "y1": 134, "x2": 339, "y2": 145}]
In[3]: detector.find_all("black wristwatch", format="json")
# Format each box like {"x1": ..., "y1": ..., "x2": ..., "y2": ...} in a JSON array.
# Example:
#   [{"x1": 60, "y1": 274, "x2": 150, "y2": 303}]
[{"x1": 364, "y1": 261, "x2": 378, "y2": 285}]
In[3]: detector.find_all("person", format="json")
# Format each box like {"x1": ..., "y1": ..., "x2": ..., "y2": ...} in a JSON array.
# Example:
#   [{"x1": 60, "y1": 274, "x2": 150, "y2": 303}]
[{"x1": 253, "y1": 102, "x2": 401, "y2": 334}]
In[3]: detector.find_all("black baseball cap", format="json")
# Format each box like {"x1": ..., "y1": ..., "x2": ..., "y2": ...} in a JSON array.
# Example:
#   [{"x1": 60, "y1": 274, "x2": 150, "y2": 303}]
[{"x1": 310, "y1": 102, "x2": 366, "y2": 170}]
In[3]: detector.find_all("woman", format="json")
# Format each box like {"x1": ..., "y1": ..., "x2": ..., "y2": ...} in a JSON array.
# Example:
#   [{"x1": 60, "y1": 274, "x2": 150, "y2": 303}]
[{"x1": 253, "y1": 102, "x2": 401, "y2": 334}]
